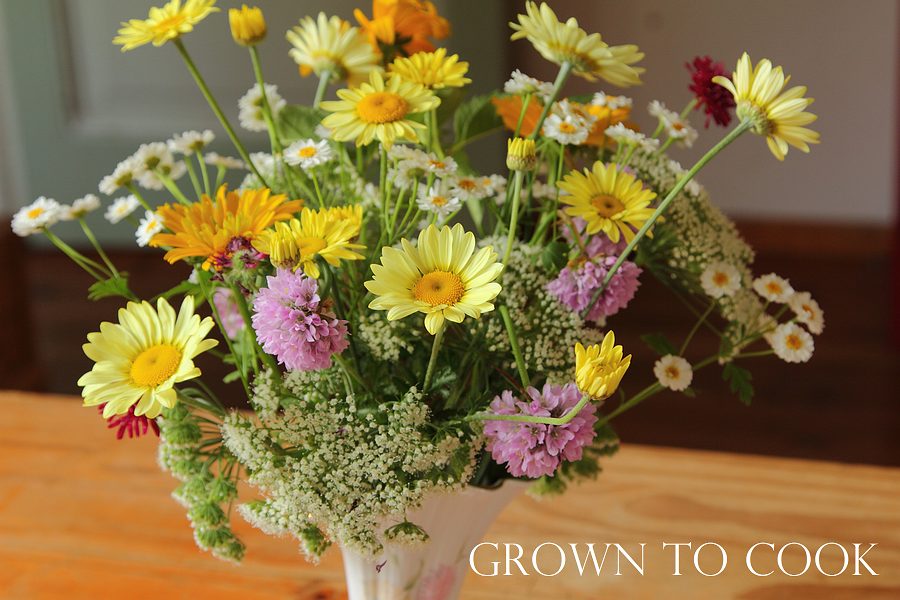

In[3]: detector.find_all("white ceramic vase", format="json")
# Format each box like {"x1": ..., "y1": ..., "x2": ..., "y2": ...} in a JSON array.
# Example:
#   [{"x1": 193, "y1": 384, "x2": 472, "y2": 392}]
[{"x1": 341, "y1": 480, "x2": 529, "y2": 600}]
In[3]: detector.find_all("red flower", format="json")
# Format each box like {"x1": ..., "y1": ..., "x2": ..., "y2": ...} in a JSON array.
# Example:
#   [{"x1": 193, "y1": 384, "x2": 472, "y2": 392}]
[
  {"x1": 98, "y1": 404, "x2": 160, "y2": 439},
  {"x1": 686, "y1": 56, "x2": 735, "y2": 128}
]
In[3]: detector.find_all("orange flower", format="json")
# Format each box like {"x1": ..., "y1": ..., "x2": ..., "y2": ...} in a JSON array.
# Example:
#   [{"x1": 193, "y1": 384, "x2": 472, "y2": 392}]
[
  {"x1": 354, "y1": 0, "x2": 449, "y2": 60},
  {"x1": 151, "y1": 186, "x2": 302, "y2": 270},
  {"x1": 491, "y1": 96, "x2": 636, "y2": 147}
]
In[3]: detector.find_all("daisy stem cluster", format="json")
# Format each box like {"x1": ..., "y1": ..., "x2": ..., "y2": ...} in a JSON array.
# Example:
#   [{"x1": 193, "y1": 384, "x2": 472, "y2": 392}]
[
  {"x1": 173, "y1": 40, "x2": 268, "y2": 187},
  {"x1": 313, "y1": 70, "x2": 331, "y2": 108},
  {"x1": 581, "y1": 118, "x2": 754, "y2": 319}
]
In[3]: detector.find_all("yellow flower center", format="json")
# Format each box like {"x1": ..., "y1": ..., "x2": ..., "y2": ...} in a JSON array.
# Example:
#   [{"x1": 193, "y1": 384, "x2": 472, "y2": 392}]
[
  {"x1": 801, "y1": 304, "x2": 814, "y2": 317},
  {"x1": 428, "y1": 159, "x2": 446, "y2": 170},
  {"x1": 356, "y1": 92, "x2": 410, "y2": 124},
  {"x1": 27, "y1": 207, "x2": 44, "y2": 219},
  {"x1": 766, "y1": 282, "x2": 783, "y2": 295},
  {"x1": 297, "y1": 236, "x2": 327, "y2": 257},
  {"x1": 559, "y1": 122, "x2": 577, "y2": 133},
  {"x1": 153, "y1": 13, "x2": 187, "y2": 34},
  {"x1": 431, "y1": 195, "x2": 449, "y2": 206},
  {"x1": 785, "y1": 334, "x2": 803, "y2": 351},
  {"x1": 665, "y1": 366, "x2": 681, "y2": 379},
  {"x1": 713, "y1": 272, "x2": 729, "y2": 286},
  {"x1": 130, "y1": 344, "x2": 182, "y2": 388},
  {"x1": 413, "y1": 270, "x2": 465, "y2": 306},
  {"x1": 590, "y1": 194, "x2": 625, "y2": 218},
  {"x1": 673, "y1": 122, "x2": 685, "y2": 131},
  {"x1": 298, "y1": 147, "x2": 318, "y2": 158},
  {"x1": 457, "y1": 179, "x2": 477, "y2": 191}
]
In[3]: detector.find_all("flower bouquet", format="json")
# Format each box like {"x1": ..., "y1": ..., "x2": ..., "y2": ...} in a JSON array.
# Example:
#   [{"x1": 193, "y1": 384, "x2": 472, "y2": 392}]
[{"x1": 13, "y1": 1, "x2": 824, "y2": 597}]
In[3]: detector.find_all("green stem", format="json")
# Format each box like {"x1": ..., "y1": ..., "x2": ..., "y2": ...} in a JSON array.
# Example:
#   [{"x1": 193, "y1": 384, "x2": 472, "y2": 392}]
[
  {"x1": 502, "y1": 170, "x2": 524, "y2": 265},
  {"x1": 231, "y1": 284, "x2": 280, "y2": 375},
  {"x1": 499, "y1": 305, "x2": 530, "y2": 389},
  {"x1": 174, "y1": 39, "x2": 267, "y2": 187},
  {"x1": 43, "y1": 229, "x2": 107, "y2": 280},
  {"x1": 581, "y1": 119, "x2": 752, "y2": 319},
  {"x1": 197, "y1": 276, "x2": 251, "y2": 398},
  {"x1": 78, "y1": 219, "x2": 119, "y2": 277},
  {"x1": 125, "y1": 184, "x2": 152, "y2": 212},
  {"x1": 196, "y1": 152, "x2": 211, "y2": 195},
  {"x1": 680, "y1": 98, "x2": 699, "y2": 120},
  {"x1": 514, "y1": 93, "x2": 532, "y2": 138},
  {"x1": 313, "y1": 70, "x2": 331, "y2": 108},
  {"x1": 422, "y1": 325, "x2": 445, "y2": 392},
  {"x1": 733, "y1": 350, "x2": 775, "y2": 359},
  {"x1": 467, "y1": 394, "x2": 590, "y2": 426},
  {"x1": 249, "y1": 46, "x2": 298, "y2": 197},
  {"x1": 154, "y1": 169, "x2": 191, "y2": 205},
  {"x1": 183, "y1": 157, "x2": 203, "y2": 197},
  {"x1": 679, "y1": 300, "x2": 715, "y2": 355},
  {"x1": 529, "y1": 61, "x2": 573, "y2": 140},
  {"x1": 429, "y1": 108, "x2": 444, "y2": 157}
]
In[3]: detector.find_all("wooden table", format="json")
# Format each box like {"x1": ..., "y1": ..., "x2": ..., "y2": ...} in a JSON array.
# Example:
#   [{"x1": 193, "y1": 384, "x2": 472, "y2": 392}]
[{"x1": 1, "y1": 392, "x2": 898, "y2": 599}]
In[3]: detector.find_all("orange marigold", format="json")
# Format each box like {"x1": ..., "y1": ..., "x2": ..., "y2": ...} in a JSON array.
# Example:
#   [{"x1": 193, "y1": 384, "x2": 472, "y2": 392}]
[
  {"x1": 491, "y1": 96, "x2": 636, "y2": 147},
  {"x1": 151, "y1": 186, "x2": 302, "y2": 270},
  {"x1": 354, "y1": 0, "x2": 449, "y2": 60}
]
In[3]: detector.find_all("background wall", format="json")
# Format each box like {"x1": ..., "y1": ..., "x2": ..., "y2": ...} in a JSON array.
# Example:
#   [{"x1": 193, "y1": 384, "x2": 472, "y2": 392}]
[{"x1": 514, "y1": 0, "x2": 899, "y2": 225}]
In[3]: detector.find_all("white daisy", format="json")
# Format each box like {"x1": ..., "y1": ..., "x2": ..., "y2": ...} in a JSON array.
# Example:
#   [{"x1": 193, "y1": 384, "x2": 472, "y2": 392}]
[
  {"x1": 388, "y1": 144, "x2": 428, "y2": 163},
  {"x1": 238, "y1": 83, "x2": 285, "y2": 132},
  {"x1": 167, "y1": 129, "x2": 215, "y2": 155},
  {"x1": 503, "y1": 69, "x2": 554, "y2": 100},
  {"x1": 653, "y1": 355, "x2": 693, "y2": 391},
  {"x1": 284, "y1": 139, "x2": 335, "y2": 170},
  {"x1": 11, "y1": 197, "x2": 61, "y2": 237},
  {"x1": 700, "y1": 261, "x2": 741, "y2": 299},
  {"x1": 648, "y1": 100, "x2": 697, "y2": 147},
  {"x1": 138, "y1": 160, "x2": 186, "y2": 191},
  {"x1": 131, "y1": 142, "x2": 184, "y2": 190},
  {"x1": 204, "y1": 153, "x2": 244, "y2": 170},
  {"x1": 99, "y1": 157, "x2": 140, "y2": 195},
  {"x1": 789, "y1": 291, "x2": 825, "y2": 335},
  {"x1": 544, "y1": 113, "x2": 590, "y2": 145},
  {"x1": 483, "y1": 174, "x2": 507, "y2": 195},
  {"x1": 605, "y1": 123, "x2": 659, "y2": 151},
  {"x1": 531, "y1": 179, "x2": 557, "y2": 200},
  {"x1": 753, "y1": 273, "x2": 794, "y2": 303},
  {"x1": 448, "y1": 174, "x2": 491, "y2": 201},
  {"x1": 767, "y1": 322, "x2": 814, "y2": 363},
  {"x1": 59, "y1": 194, "x2": 102, "y2": 221},
  {"x1": 135, "y1": 210, "x2": 164, "y2": 247},
  {"x1": 422, "y1": 153, "x2": 458, "y2": 177},
  {"x1": 105, "y1": 195, "x2": 140, "y2": 224},
  {"x1": 648, "y1": 100, "x2": 679, "y2": 122},
  {"x1": 416, "y1": 183, "x2": 461, "y2": 218},
  {"x1": 592, "y1": 91, "x2": 632, "y2": 110}
]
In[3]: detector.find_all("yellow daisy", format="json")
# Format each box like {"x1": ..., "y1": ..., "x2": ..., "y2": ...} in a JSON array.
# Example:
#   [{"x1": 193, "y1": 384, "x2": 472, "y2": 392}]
[
  {"x1": 713, "y1": 53, "x2": 819, "y2": 161},
  {"x1": 321, "y1": 204, "x2": 364, "y2": 231},
  {"x1": 286, "y1": 13, "x2": 381, "y2": 86},
  {"x1": 388, "y1": 48, "x2": 471, "y2": 89},
  {"x1": 252, "y1": 207, "x2": 364, "y2": 278},
  {"x1": 558, "y1": 161, "x2": 656, "y2": 243},
  {"x1": 365, "y1": 223, "x2": 503, "y2": 335},
  {"x1": 151, "y1": 185, "x2": 302, "y2": 271},
  {"x1": 574, "y1": 333, "x2": 631, "y2": 400},
  {"x1": 320, "y1": 71, "x2": 440, "y2": 147},
  {"x1": 78, "y1": 296, "x2": 217, "y2": 418},
  {"x1": 113, "y1": 0, "x2": 219, "y2": 52},
  {"x1": 510, "y1": 2, "x2": 644, "y2": 86}
]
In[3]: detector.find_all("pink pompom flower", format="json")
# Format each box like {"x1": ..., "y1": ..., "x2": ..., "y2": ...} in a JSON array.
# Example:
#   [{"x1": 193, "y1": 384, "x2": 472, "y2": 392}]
[
  {"x1": 484, "y1": 383, "x2": 597, "y2": 479},
  {"x1": 251, "y1": 269, "x2": 349, "y2": 371}
]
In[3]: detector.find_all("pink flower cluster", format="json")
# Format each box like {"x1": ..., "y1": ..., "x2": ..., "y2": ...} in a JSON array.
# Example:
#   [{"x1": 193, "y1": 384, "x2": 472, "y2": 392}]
[
  {"x1": 251, "y1": 269, "x2": 349, "y2": 371},
  {"x1": 547, "y1": 234, "x2": 641, "y2": 323},
  {"x1": 484, "y1": 383, "x2": 597, "y2": 479}
]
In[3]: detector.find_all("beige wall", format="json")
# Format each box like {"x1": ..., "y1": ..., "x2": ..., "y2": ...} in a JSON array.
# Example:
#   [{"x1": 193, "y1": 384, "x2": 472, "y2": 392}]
[{"x1": 515, "y1": 0, "x2": 898, "y2": 225}]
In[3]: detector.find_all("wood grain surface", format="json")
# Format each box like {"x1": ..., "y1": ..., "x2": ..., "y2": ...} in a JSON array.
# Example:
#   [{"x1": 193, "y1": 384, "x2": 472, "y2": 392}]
[{"x1": 0, "y1": 392, "x2": 897, "y2": 599}]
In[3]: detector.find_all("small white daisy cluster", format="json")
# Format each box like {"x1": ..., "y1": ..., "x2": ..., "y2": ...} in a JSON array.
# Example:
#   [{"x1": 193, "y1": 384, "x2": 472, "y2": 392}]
[
  {"x1": 238, "y1": 83, "x2": 286, "y2": 132},
  {"x1": 605, "y1": 123, "x2": 659, "y2": 152},
  {"x1": 157, "y1": 403, "x2": 245, "y2": 563},
  {"x1": 223, "y1": 375, "x2": 479, "y2": 559},
  {"x1": 105, "y1": 195, "x2": 141, "y2": 224},
  {"x1": 746, "y1": 273, "x2": 823, "y2": 363},
  {"x1": 99, "y1": 142, "x2": 187, "y2": 195},
  {"x1": 648, "y1": 100, "x2": 699, "y2": 148},
  {"x1": 167, "y1": 129, "x2": 214, "y2": 155},
  {"x1": 592, "y1": 91, "x2": 633, "y2": 110},
  {"x1": 284, "y1": 138, "x2": 335, "y2": 170},
  {"x1": 135, "y1": 210, "x2": 164, "y2": 247},
  {"x1": 204, "y1": 152, "x2": 244, "y2": 170},
  {"x1": 11, "y1": 197, "x2": 62, "y2": 237},
  {"x1": 240, "y1": 152, "x2": 278, "y2": 189},
  {"x1": 481, "y1": 240, "x2": 602, "y2": 381},
  {"x1": 503, "y1": 69, "x2": 554, "y2": 100},
  {"x1": 544, "y1": 99, "x2": 597, "y2": 146}
]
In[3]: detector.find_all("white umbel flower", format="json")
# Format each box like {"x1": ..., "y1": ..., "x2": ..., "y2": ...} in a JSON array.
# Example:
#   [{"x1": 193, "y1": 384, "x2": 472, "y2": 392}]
[
  {"x1": 767, "y1": 322, "x2": 814, "y2": 363},
  {"x1": 167, "y1": 129, "x2": 215, "y2": 155},
  {"x1": 284, "y1": 139, "x2": 335, "y2": 170},
  {"x1": 99, "y1": 157, "x2": 140, "y2": 195},
  {"x1": 238, "y1": 83, "x2": 285, "y2": 132},
  {"x1": 135, "y1": 210, "x2": 164, "y2": 247},
  {"x1": 204, "y1": 153, "x2": 244, "y2": 170},
  {"x1": 59, "y1": 194, "x2": 102, "y2": 221},
  {"x1": 653, "y1": 355, "x2": 693, "y2": 391},
  {"x1": 416, "y1": 182, "x2": 461, "y2": 218},
  {"x1": 12, "y1": 197, "x2": 61, "y2": 236},
  {"x1": 503, "y1": 69, "x2": 554, "y2": 100},
  {"x1": 605, "y1": 122, "x2": 659, "y2": 151},
  {"x1": 105, "y1": 195, "x2": 141, "y2": 224},
  {"x1": 753, "y1": 273, "x2": 794, "y2": 303},
  {"x1": 789, "y1": 291, "x2": 825, "y2": 335},
  {"x1": 700, "y1": 261, "x2": 741, "y2": 299},
  {"x1": 592, "y1": 91, "x2": 632, "y2": 109}
]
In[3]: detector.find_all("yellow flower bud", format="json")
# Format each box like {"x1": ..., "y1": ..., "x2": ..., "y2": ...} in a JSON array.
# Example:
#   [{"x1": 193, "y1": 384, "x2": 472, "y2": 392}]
[
  {"x1": 506, "y1": 137, "x2": 537, "y2": 171},
  {"x1": 229, "y1": 5, "x2": 266, "y2": 46},
  {"x1": 574, "y1": 333, "x2": 631, "y2": 400}
]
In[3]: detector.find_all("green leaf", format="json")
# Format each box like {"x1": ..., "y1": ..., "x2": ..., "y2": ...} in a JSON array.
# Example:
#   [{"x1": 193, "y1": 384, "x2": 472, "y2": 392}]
[
  {"x1": 453, "y1": 94, "x2": 503, "y2": 147},
  {"x1": 223, "y1": 370, "x2": 242, "y2": 384},
  {"x1": 722, "y1": 363, "x2": 754, "y2": 405},
  {"x1": 541, "y1": 241, "x2": 569, "y2": 272},
  {"x1": 681, "y1": 386, "x2": 697, "y2": 398},
  {"x1": 278, "y1": 104, "x2": 327, "y2": 143},
  {"x1": 87, "y1": 275, "x2": 134, "y2": 301},
  {"x1": 640, "y1": 333, "x2": 678, "y2": 356}
]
